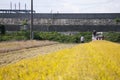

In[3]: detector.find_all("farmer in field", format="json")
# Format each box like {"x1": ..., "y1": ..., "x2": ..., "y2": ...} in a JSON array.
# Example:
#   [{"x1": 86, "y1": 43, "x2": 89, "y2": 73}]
[
  {"x1": 80, "y1": 36, "x2": 85, "y2": 43},
  {"x1": 92, "y1": 30, "x2": 97, "y2": 40}
]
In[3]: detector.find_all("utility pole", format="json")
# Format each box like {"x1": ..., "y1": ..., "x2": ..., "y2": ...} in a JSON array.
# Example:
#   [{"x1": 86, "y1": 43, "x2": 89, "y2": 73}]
[
  {"x1": 10, "y1": 2, "x2": 12, "y2": 10},
  {"x1": 30, "y1": 0, "x2": 33, "y2": 40},
  {"x1": 15, "y1": 3, "x2": 16, "y2": 10},
  {"x1": 19, "y1": 2, "x2": 20, "y2": 10},
  {"x1": 25, "y1": 3, "x2": 27, "y2": 10}
]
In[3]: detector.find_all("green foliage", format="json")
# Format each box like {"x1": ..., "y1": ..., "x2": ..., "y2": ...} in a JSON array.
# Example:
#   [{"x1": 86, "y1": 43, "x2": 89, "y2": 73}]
[
  {"x1": 115, "y1": 18, "x2": 120, "y2": 24},
  {"x1": 103, "y1": 32, "x2": 120, "y2": 42},
  {"x1": 0, "y1": 31, "x2": 30, "y2": 41},
  {"x1": 22, "y1": 19, "x2": 28, "y2": 25},
  {"x1": 0, "y1": 24, "x2": 6, "y2": 35},
  {"x1": 34, "y1": 32, "x2": 92, "y2": 43},
  {"x1": 74, "y1": 32, "x2": 92, "y2": 43},
  {"x1": 20, "y1": 19, "x2": 28, "y2": 31},
  {"x1": 1, "y1": 36, "x2": 12, "y2": 41},
  {"x1": 1, "y1": 31, "x2": 120, "y2": 43}
]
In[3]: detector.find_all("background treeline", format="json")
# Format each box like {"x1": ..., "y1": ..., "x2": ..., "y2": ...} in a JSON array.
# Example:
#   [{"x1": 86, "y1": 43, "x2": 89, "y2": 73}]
[{"x1": 0, "y1": 31, "x2": 120, "y2": 43}]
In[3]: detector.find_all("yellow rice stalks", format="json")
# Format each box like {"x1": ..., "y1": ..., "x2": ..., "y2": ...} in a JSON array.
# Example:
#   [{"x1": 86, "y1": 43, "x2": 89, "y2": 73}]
[{"x1": 0, "y1": 40, "x2": 120, "y2": 80}]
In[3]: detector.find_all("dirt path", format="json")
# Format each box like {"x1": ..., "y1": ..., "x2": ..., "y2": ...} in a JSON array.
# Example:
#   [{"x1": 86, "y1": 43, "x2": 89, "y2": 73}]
[{"x1": 0, "y1": 43, "x2": 77, "y2": 67}]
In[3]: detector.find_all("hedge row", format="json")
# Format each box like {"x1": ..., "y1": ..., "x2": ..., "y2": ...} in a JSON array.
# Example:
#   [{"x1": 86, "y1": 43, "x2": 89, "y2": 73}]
[
  {"x1": 0, "y1": 31, "x2": 29, "y2": 41},
  {"x1": 0, "y1": 31, "x2": 120, "y2": 43},
  {"x1": 103, "y1": 32, "x2": 120, "y2": 42},
  {"x1": 34, "y1": 32, "x2": 92, "y2": 43}
]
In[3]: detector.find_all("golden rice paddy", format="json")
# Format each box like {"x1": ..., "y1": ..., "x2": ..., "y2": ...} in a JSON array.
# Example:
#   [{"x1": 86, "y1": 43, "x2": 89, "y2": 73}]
[{"x1": 0, "y1": 40, "x2": 120, "y2": 80}]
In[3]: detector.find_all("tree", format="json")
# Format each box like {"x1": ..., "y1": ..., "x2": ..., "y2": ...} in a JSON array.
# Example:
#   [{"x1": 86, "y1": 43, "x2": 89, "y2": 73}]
[
  {"x1": 115, "y1": 18, "x2": 120, "y2": 24},
  {"x1": 22, "y1": 19, "x2": 28, "y2": 25},
  {"x1": 21, "y1": 19, "x2": 28, "y2": 31}
]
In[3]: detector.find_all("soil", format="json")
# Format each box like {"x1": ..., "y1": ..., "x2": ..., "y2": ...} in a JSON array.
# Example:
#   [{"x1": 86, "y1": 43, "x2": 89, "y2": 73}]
[{"x1": 0, "y1": 40, "x2": 77, "y2": 67}]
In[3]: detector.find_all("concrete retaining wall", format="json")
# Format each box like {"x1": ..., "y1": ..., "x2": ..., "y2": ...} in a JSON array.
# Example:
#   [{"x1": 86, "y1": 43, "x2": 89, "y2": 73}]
[
  {"x1": 0, "y1": 13, "x2": 120, "y2": 32},
  {"x1": 4, "y1": 25, "x2": 120, "y2": 32}
]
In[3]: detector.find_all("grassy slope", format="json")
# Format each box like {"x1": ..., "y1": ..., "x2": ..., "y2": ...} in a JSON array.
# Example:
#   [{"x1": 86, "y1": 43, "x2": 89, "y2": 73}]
[{"x1": 0, "y1": 40, "x2": 120, "y2": 80}]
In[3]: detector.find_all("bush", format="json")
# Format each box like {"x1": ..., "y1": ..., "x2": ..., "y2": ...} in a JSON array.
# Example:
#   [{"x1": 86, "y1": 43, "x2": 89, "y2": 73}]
[
  {"x1": 1, "y1": 31, "x2": 119, "y2": 43},
  {"x1": 104, "y1": 32, "x2": 120, "y2": 42},
  {"x1": 74, "y1": 32, "x2": 92, "y2": 43},
  {"x1": 0, "y1": 24, "x2": 6, "y2": 35},
  {"x1": 1, "y1": 36, "x2": 12, "y2": 41},
  {"x1": 0, "y1": 31, "x2": 29, "y2": 41},
  {"x1": 115, "y1": 18, "x2": 120, "y2": 24},
  {"x1": 34, "y1": 32, "x2": 92, "y2": 43}
]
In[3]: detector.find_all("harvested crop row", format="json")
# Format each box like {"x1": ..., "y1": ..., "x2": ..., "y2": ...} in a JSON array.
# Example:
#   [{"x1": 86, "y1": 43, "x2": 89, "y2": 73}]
[
  {"x1": 0, "y1": 40, "x2": 57, "y2": 53},
  {"x1": 0, "y1": 43, "x2": 76, "y2": 67}
]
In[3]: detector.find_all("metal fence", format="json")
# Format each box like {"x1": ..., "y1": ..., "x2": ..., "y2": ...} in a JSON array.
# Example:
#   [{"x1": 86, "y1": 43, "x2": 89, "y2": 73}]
[{"x1": 0, "y1": 13, "x2": 120, "y2": 19}]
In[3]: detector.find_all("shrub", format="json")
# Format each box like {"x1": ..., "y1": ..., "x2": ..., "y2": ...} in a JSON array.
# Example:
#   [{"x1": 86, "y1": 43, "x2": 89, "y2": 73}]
[
  {"x1": 115, "y1": 18, "x2": 120, "y2": 24},
  {"x1": 0, "y1": 24, "x2": 6, "y2": 35},
  {"x1": 34, "y1": 32, "x2": 92, "y2": 43},
  {"x1": 0, "y1": 31, "x2": 29, "y2": 41},
  {"x1": 1, "y1": 36, "x2": 12, "y2": 41},
  {"x1": 103, "y1": 32, "x2": 120, "y2": 42},
  {"x1": 1, "y1": 31, "x2": 120, "y2": 43}
]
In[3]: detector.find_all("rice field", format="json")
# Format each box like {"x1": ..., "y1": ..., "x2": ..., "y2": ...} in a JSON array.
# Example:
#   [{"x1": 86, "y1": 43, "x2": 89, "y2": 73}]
[
  {"x1": 0, "y1": 40, "x2": 120, "y2": 80},
  {"x1": 0, "y1": 41, "x2": 76, "y2": 67},
  {"x1": 0, "y1": 40, "x2": 58, "y2": 53}
]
